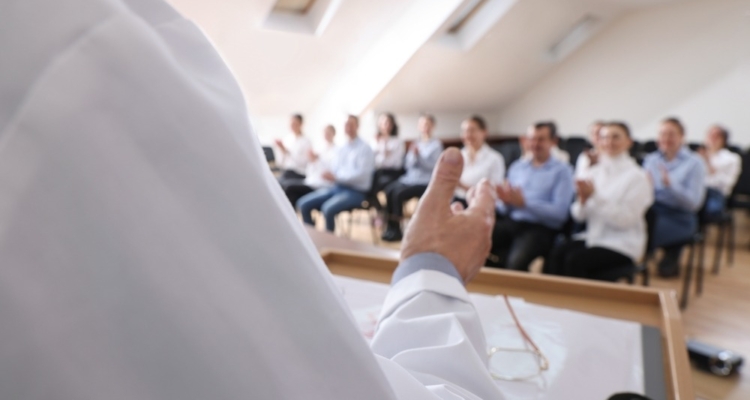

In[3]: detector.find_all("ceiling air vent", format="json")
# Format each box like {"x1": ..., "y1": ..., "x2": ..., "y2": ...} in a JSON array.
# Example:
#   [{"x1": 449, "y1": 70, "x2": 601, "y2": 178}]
[
  {"x1": 263, "y1": 0, "x2": 342, "y2": 36},
  {"x1": 438, "y1": 0, "x2": 517, "y2": 51}
]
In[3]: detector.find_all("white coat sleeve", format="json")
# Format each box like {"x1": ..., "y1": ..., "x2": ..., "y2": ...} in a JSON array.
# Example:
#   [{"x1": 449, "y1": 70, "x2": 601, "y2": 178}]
[{"x1": 371, "y1": 254, "x2": 506, "y2": 400}]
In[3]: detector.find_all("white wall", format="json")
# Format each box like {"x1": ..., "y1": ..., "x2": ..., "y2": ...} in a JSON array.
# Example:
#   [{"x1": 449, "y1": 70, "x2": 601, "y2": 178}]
[{"x1": 497, "y1": 0, "x2": 750, "y2": 145}]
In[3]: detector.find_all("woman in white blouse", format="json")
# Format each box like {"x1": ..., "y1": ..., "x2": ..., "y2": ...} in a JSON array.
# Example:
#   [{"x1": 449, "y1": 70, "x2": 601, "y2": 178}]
[
  {"x1": 455, "y1": 115, "x2": 505, "y2": 200},
  {"x1": 544, "y1": 122, "x2": 654, "y2": 278},
  {"x1": 371, "y1": 113, "x2": 406, "y2": 193},
  {"x1": 698, "y1": 125, "x2": 741, "y2": 217}
]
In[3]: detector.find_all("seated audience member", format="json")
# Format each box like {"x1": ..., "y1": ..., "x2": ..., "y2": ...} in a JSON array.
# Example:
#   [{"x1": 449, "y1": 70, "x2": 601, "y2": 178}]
[
  {"x1": 489, "y1": 122, "x2": 575, "y2": 271},
  {"x1": 456, "y1": 115, "x2": 505, "y2": 202},
  {"x1": 522, "y1": 121, "x2": 570, "y2": 164},
  {"x1": 381, "y1": 114, "x2": 444, "y2": 242},
  {"x1": 697, "y1": 125, "x2": 741, "y2": 218},
  {"x1": 298, "y1": 116, "x2": 375, "y2": 232},
  {"x1": 544, "y1": 122, "x2": 653, "y2": 278},
  {"x1": 371, "y1": 113, "x2": 406, "y2": 193},
  {"x1": 574, "y1": 120, "x2": 604, "y2": 179},
  {"x1": 275, "y1": 113, "x2": 312, "y2": 183},
  {"x1": 284, "y1": 125, "x2": 337, "y2": 207},
  {"x1": 643, "y1": 117, "x2": 707, "y2": 277}
]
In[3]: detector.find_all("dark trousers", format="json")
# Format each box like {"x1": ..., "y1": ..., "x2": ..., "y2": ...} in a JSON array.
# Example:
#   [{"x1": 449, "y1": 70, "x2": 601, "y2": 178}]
[
  {"x1": 652, "y1": 202, "x2": 698, "y2": 274},
  {"x1": 382, "y1": 181, "x2": 428, "y2": 231},
  {"x1": 544, "y1": 240, "x2": 632, "y2": 278},
  {"x1": 372, "y1": 168, "x2": 404, "y2": 194},
  {"x1": 284, "y1": 183, "x2": 315, "y2": 209},
  {"x1": 488, "y1": 217, "x2": 557, "y2": 271},
  {"x1": 278, "y1": 170, "x2": 306, "y2": 187}
]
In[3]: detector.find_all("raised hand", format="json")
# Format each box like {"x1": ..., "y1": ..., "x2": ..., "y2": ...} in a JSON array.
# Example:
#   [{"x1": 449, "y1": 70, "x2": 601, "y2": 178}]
[{"x1": 401, "y1": 148, "x2": 496, "y2": 283}]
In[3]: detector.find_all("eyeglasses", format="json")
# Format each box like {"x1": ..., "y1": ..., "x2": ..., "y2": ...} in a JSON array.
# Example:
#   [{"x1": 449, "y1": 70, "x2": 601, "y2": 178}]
[{"x1": 488, "y1": 295, "x2": 550, "y2": 381}]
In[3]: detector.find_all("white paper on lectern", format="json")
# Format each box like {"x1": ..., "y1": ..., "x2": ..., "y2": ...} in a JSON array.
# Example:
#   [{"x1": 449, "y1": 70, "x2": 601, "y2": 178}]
[{"x1": 334, "y1": 275, "x2": 645, "y2": 400}]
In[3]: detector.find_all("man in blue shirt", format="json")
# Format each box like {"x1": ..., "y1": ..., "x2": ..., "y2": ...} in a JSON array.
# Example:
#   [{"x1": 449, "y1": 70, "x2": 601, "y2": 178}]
[
  {"x1": 643, "y1": 118, "x2": 707, "y2": 277},
  {"x1": 298, "y1": 115, "x2": 375, "y2": 232},
  {"x1": 381, "y1": 114, "x2": 443, "y2": 242},
  {"x1": 489, "y1": 122, "x2": 574, "y2": 271}
]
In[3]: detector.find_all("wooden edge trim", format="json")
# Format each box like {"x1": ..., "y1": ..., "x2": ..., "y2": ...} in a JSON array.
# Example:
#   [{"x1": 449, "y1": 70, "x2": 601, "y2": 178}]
[{"x1": 659, "y1": 290, "x2": 695, "y2": 400}]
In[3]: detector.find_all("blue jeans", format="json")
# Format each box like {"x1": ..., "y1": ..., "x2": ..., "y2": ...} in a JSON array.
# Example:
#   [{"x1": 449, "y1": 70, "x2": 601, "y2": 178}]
[
  {"x1": 703, "y1": 188, "x2": 726, "y2": 221},
  {"x1": 297, "y1": 185, "x2": 366, "y2": 232},
  {"x1": 652, "y1": 202, "x2": 698, "y2": 248}
]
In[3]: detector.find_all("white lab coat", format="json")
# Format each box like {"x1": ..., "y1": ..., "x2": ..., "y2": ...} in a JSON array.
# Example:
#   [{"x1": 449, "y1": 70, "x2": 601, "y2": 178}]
[{"x1": 0, "y1": 0, "x2": 503, "y2": 399}]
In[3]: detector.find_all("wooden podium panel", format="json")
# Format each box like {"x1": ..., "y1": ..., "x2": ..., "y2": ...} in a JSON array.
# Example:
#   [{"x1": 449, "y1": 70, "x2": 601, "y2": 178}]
[{"x1": 318, "y1": 247, "x2": 694, "y2": 400}]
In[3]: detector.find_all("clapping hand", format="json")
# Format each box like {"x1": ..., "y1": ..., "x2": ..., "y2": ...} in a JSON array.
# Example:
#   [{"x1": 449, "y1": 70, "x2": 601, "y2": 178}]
[
  {"x1": 274, "y1": 139, "x2": 287, "y2": 153},
  {"x1": 307, "y1": 149, "x2": 318, "y2": 162},
  {"x1": 575, "y1": 180, "x2": 595, "y2": 204},
  {"x1": 659, "y1": 165, "x2": 671, "y2": 187},
  {"x1": 321, "y1": 171, "x2": 336, "y2": 182},
  {"x1": 400, "y1": 148, "x2": 496, "y2": 283},
  {"x1": 496, "y1": 182, "x2": 525, "y2": 208},
  {"x1": 587, "y1": 149, "x2": 599, "y2": 167}
]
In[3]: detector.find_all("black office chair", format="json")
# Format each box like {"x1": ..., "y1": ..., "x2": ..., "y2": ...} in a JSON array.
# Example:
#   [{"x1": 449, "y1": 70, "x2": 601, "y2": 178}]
[
  {"x1": 262, "y1": 146, "x2": 281, "y2": 172},
  {"x1": 724, "y1": 150, "x2": 750, "y2": 257},
  {"x1": 688, "y1": 142, "x2": 703, "y2": 152},
  {"x1": 492, "y1": 139, "x2": 522, "y2": 170},
  {"x1": 642, "y1": 140, "x2": 657, "y2": 154},
  {"x1": 678, "y1": 197, "x2": 710, "y2": 309},
  {"x1": 561, "y1": 137, "x2": 591, "y2": 166},
  {"x1": 590, "y1": 207, "x2": 656, "y2": 286}
]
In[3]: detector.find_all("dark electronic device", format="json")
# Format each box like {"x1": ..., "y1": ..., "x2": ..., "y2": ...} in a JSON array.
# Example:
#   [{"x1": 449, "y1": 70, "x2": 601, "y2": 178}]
[{"x1": 687, "y1": 339, "x2": 743, "y2": 376}]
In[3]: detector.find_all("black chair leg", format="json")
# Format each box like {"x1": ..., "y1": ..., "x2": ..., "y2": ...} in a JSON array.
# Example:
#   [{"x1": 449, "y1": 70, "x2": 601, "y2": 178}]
[
  {"x1": 713, "y1": 222, "x2": 726, "y2": 275},
  {"x1": 641, "y1": 263, "x2": 650, "y2": 287},
  {"x1": 368, "y1": 209, "x2": 379, "y2": 245},
  {"x1": 697, "y1": 236, "x2": 706, "y2": 296},
  {"x1": 728, "y1": 216, "x2": 735, "y2": 267},
  {"x1": 680, "y1": 243, "x2": 695, "y2": 309}
]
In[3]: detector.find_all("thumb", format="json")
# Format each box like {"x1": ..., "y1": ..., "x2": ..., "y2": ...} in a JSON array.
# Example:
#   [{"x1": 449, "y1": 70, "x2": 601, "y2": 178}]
[{"x1": 419, "y1": 148, "x2": 464, "y2": 214}]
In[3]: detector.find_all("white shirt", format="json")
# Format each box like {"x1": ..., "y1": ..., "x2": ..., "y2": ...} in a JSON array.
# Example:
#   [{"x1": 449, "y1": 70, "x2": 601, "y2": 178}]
[
  {"x1": 457, "y1": 144, "x2": 505, "y2": 197},
  {"x1": 574, "y1": 151, "x2": 594, "y2": 180},
  {"x1": 373, "y1": 136, "x2": 405, "y2": 169},
  {"x1": 304, "y1": 142, "x2": 337, "y2": 189},
  {"x1": 704, "y1": 148, "x2": 742, "y2": 196},
  {"x1": 0, "y1": 1, "x2": 502, "y2": 399},
  {"x1": 277, "y1": 134, "x2": 312, "y2": 175},
  {"x1": 571, "y1": 154, "x2": 654, "y2": 261}
]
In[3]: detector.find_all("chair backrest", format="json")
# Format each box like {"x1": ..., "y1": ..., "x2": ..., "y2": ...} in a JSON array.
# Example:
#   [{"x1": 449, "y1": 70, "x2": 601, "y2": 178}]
[
  {"x1": 492, "y1": 140, "x2": 522, "y2": 170},
  {"x1": 629, "y1": 140, "x2": 643, "y2": 156},
  {"x1": 727, "y1": 145, "x2": 742, "y2": 154},
  {"x1": 688, "y1": 142, "x2": 703, "y2": 152},
  {"x1": 629, "y1": 141, "x2": 646, "y2": 165},
  {"x1": 642, "y1": 140, "x2": 657, "y2": 154},
  {"x1": 644, "y1": 206, "x2": 657, "y2": 254},
  {"x1": 730, "y1": 151, "x2": 750, "y2": 198},
  {"x1": 262, "y1": 146, "x2": 275, "y2": 163},
  {"x1": 561, "y1": 137, "x2": 591, "y2": 166}
]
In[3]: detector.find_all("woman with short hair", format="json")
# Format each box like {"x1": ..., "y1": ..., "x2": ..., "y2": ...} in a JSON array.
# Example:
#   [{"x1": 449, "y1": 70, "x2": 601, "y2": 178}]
[{"x1": 545, "y1": 122, "x2": 653, "y2": 279}]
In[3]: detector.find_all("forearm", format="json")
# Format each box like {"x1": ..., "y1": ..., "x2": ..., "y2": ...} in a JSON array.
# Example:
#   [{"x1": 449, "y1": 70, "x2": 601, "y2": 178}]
[{"x1": 372, "y1": 254, "x2": 503, "y2": 400}]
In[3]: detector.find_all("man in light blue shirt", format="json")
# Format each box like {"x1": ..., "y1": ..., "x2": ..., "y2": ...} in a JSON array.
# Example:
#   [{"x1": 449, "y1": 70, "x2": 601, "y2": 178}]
[
  {"x1": 381, "y1": 114, "x2": 443, "y2": 242},
  {"x1": 489, "y1": 122, "x2": 574, "y2": 271},
  {"x1": 298, "y1": 115, "x2": 375, "y2": 232},
  {"x1": 643, "y1": 118, "x2": 707, "y2": 277}
]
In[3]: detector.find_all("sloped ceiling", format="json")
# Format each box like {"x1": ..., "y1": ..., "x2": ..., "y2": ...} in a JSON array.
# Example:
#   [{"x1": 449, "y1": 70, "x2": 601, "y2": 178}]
[
  {"x1": 373, "y1": 0, "x2": 685, "y2": 113},
  {"x1": 167, "y1": 0, "x2": 418, "y2": 115},
  {"x1": 166, "y1": 0, "x2": 685, "y2": 120}
]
